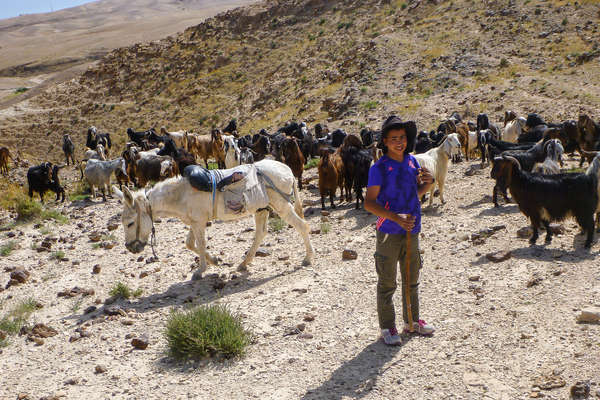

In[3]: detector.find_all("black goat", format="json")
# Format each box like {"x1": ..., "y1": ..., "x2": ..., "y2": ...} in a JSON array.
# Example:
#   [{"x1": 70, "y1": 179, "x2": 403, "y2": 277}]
[
  {"x1": 62, "y1": 134, "x2": 76, "y2": 166},
  {"x1": 331, "y1": 129, "x2": 347, "y2": 148},
  {"x1": 86, "y1": 126, "x2": 112, "y2": 154},
  {"x1": 500, "y1": 154, "x2": 599, "y2": 248},
  {"x1": 526, "y1": 113, "x2": 546, "y2": 130},
  {"x1": 157, "y1": 138, "x2": 196, "y2": 173},
  {"x1": 223, "y1": 119, "x2": 237, "y2": 134},
  {"x1": 415, "y1": 131, "x2": 433, "y2": 154},
  {"x1": 126, "y1": 127, "x2": 154, "y2": 147},
  {"x1": 27, "y1": 163, "x2": 65, "y2": 203}
]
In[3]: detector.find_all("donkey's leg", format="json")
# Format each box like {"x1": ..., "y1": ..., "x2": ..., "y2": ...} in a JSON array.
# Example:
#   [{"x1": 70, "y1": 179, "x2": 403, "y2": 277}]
[
  {"x1": 188, "y1": 224, "x2": 211, "y2": 280},
  {"x1": 185, "y1": 227, "x2": 218, "y2": 266},
  {"x1": 271, "y1": 198, "x2": 314, "y2": 266},
  {"x1": 238, "y1": 209, "x2": 269, "y2": 271}
]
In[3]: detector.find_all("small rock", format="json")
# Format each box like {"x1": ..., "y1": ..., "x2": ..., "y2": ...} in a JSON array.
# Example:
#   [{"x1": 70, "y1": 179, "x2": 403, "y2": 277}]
[
  {"x1": 310, "y1": 229, "x2": 321, "y2": 234},
  {"x1": 17, "y1": 393, "x2": 29, "y2": 400},
  {"x1": 137, "y1": 256, "x2": 144, "y2": 262},
  {"x1": 139, "y1": 271, "x2": 149, "y2": 278},
  {"x1": 92, "y1": 265, "x2": 101, "y2": 274},
  {"x1": 31, "y1": 323, "x2": 58, "y2": 338},
  {"x1": 577, "y1": 307, "x2": 600, "y2": 324},
  {"x1": 101, "y1": 241, "x2": 115, "y2": 250},
  {"x1": 131, "y1": 335, "x2": 149, "y2": 350},
  {"x1": 107, "y1": 223, "x2": 119, "y2": 231},
  {"x1": 88, "y1": 231, "x2": 102, "y2": 242},
  {"x1": 64, "y1": 378, "x2": 79, "y2": 385},
  {"x1": 517, "y1": 226, "x2": 533, "y2": 238},
  {"x1": 32, "y1": 337, "x2": 44, "y2": 346},
  {"x1": 0, "y1": 330, "x2": 6, "y2": 340},
  {"x1": 469, "y1": 276, "x2": 480, "y2": 282},
  {"x1": 296, "y1": 323, "x2": 306, "y2": 331},
  {"x1": 255, "y1": 248, "x2": 270, "y2": 257},
  {"x1": 303, "y1": 314, "x2": 316, "y2": 322},
  {"x1": 10, "y1": 269, "x2": 30, "y2": 284},
  {"x1": 571, "y1": 381, "x2": 591, "y2": 399},
  {"x1": 342, "y1": 249, "x2": 357, "y2": 260},
  {"x1": 320, "y1": 210, "x2": 330, "y2": 216},
  {"x1": 104, "y1": 305, "x2": 125, "y2": 316},
  {"x1": 277, "y1": 255, "x2": 290, "y2": 261},
  {"x1": 95, "y1": 365, "x2": 107, "y2": 374},
  {"x1": 298, "y1": 333, "x2": 314, "y2": 339},
  {"x1": 527, "y1": 275, "x2": 544, "y2": 288},
  {"x1": 84, "y1": 306, "x2": 97, "y2": 314},
  {"x1": 121, "y1": 319, "x2": 134, "y2": 326},
  {"x1": 486, "y1": 251, "x2": 511, "y2": 263},
  {"x1": 69, "y1": 335, "x2": 80, "y2": 343}
]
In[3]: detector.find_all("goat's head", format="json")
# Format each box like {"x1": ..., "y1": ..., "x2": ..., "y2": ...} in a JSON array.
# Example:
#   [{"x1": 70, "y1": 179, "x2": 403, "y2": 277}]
[
  {"x1": 445, "y1": 134, "x2": 462, "y2": 157},
  {"x1": 113, "y1": 186, "x2": 152, "y2": 254}
]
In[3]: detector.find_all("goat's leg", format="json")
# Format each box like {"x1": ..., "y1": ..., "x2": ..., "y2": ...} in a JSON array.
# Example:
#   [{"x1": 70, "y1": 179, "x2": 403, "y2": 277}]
[
  {"x1": 238, "y1": 209, "x2": 269, "y2": 271},
  {"x1": 438, "y1": 175, "x2": 446, "y2": 204},
  {"x1": 576, "y1": 213, "x2": 596, "y2": 249},
  {"x1": 542, "y1": 220, "x2": 552, "y2": 244},
  {"x1": 529, "y1": 216, "x2": 540, "y2": 245},
  {"x1": 330, "y1": 189, "x2": 336, "y2": 209},
  {"x1": 493, "y1": 185, "x2": 499, "y2": 207},
  {"x1": 428, "y1": 186, "x2": 435, "y2": 207},
  {"x1": 596, "y1": 212, "x2": 600, "y2": 233}
]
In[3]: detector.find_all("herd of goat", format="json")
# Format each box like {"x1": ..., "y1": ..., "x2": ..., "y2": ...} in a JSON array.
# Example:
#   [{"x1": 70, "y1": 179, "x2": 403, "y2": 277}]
[{"x1": 1, "y1": 110, "x2": 600, "y2": 248}]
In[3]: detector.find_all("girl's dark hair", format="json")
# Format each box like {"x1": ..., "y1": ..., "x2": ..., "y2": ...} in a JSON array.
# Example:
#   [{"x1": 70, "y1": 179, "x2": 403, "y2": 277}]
[{"x1": 380, "y1": 116, "x2": 417, "y2": 155}]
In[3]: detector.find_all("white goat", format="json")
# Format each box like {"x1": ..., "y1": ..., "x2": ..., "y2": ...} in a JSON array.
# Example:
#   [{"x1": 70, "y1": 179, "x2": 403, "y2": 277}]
[
  {"x1": 414, "y1": 133, "x2": 462, "y2": 207},
  {"x1": 84, "y1": 144, "x2": 106, "y2": 161},
  {"x1": 223, "y1": 135, "x2": 241, "y2": 169},
  {"x1": 503, "y1": 117, "x2": 526, "y2": 143},
  {"x1": 161, "y1": 127, "x2": 188, "y2": 151},
  {"x1": 84, "y1": 158, "x2": 128, "y2": 201},
  {"x1": 533, "y1": 139, "x2": 564, "y2": 175}
]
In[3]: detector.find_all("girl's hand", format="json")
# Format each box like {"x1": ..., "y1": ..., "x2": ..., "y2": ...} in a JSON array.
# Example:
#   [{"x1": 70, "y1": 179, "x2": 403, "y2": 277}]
[
  {"x1": 393, "y1": 214, "x2": 416, "y2": 231},
  {"x1": 417, "y1": 168, "x2": 434, "y2": 185}
]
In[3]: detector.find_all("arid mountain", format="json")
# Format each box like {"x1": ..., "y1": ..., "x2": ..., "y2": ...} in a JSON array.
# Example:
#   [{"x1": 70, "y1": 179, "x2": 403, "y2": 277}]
[
  {"x1": 1, "y1": 0, "x2": 599, "y2": 162},
  {"x1": 0, "y1": 0, "x2": 255, "y2": 105}
]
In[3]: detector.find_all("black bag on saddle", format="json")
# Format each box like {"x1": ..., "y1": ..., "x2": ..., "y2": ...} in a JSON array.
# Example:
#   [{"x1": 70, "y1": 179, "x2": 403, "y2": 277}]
[{"x1": 183, "y1": 165, "x2": 213, "y2": 192}]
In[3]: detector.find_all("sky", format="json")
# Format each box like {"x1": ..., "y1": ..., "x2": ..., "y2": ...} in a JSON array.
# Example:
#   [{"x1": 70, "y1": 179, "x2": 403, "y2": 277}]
[{"x1": 0, "y1": 0, "x2": 96, "y2": 20}]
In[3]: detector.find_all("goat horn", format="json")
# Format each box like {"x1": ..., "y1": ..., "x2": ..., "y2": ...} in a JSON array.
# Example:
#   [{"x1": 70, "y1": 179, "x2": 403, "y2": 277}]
[{"x1": 503, "y1": 155, "x2": 522, "y2": 171}]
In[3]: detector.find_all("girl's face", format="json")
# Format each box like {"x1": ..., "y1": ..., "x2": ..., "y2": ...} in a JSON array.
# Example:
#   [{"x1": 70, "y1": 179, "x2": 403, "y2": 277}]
[{"x1": 383, "y1": 128, "x2": 407, "y2": 159}]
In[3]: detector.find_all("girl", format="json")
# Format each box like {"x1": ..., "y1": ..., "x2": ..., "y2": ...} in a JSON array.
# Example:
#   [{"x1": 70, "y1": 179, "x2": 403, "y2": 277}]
[{"x1": 364, "y1": 116, "x2": 436, "y2": 346}]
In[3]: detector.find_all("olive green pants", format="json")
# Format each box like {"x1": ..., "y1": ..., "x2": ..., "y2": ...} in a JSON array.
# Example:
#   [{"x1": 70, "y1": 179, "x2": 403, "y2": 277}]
[{"x1": 374, "y1": 230, "x2": 422, "y2": 330}]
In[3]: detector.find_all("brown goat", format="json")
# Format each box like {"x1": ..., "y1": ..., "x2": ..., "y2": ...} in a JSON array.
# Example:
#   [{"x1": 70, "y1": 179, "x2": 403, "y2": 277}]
[
  {"x1": 281, "y1": 137, "x2": 305, "y2": 190},
  {"x1": 578, "y1": 114, "x2": 600, "y2": 166},
  {"x1": 318, "y1": 150, "x2": 344, "y2": 209},
  {"x1": 0, "y1": 147, "x2": 15, "y2": 176},
  {"x1": 187, "y1": 129, "x2": 226, "y2": 168},
  {"x1": 134, "y1": 155, "x2": 179, "y2": 188},
  {"x1": 455, "y1": 122, "x2": 471, "y2": 160}
]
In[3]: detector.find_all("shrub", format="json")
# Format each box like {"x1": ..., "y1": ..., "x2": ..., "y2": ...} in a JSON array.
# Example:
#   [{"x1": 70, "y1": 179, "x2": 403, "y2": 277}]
[
  {"x1": 0, "y1": 241, "x2": 17, "y2": 257},
  {"x1": 304, "y1": 157, "x2": 320, "y2": 170},
  {"x1": 165, "y1": 305, "x2": 251, "y2": 360},
  {"x1": 499, "y1": 58, "x2": 509, "y2": 68},
  {"x1": 0, "y1": 298, "x2": 39, "y2": 346},
  {"x1": 14, "y1": 87, "x2": 28, "y2": 94},
  {"x1": 51, "y1": 250, "x2": 65, "y2": 261},
  {"x1": 109, "y1": 282, "x2": 142, "y2": 299},
  {"x1": 269, "y1": 216, "x2": 286, "y2": 232},
  {"x1": 321, "y1": 222, "x2": 331, "y2": 234},
  {"x1": 362, "y1": 100, "x2": 379, "y2": 110}
]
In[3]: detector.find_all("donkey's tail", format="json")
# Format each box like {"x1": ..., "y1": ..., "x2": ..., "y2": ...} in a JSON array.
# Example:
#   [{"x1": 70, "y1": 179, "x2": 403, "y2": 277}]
[{"x1": 293, "y1": 178, "x2": 304, "y2": 219}]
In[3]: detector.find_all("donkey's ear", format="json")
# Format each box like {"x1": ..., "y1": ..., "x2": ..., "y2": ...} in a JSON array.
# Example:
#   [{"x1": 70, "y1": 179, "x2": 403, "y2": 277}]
[{"x1": 113, "y1": 185, "x2": 124, "y2": 201}]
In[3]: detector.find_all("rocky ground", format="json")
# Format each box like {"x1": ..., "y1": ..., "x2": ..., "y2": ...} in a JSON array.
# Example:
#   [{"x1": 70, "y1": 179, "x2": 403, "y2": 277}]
[{"x1": 1, "y1": 155, "x2": 599, "y2": 400}]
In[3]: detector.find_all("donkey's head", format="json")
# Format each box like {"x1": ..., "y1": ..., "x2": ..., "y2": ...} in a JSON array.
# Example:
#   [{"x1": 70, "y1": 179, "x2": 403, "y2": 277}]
[{"x1": 113, "y1": 186, "x2": 153, "y2": 254}]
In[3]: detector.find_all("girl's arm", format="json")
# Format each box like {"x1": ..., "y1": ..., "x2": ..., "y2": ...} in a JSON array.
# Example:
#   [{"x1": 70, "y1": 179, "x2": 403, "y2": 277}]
[{"x1": 364, "y1": 185, "x2": 415, "y2": 231}]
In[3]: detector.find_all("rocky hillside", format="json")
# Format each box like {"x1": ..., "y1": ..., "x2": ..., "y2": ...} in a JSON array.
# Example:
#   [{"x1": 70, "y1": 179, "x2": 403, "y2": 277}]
[{"x1": 0, "y1": 0, "x2": 599, "y2": 161}]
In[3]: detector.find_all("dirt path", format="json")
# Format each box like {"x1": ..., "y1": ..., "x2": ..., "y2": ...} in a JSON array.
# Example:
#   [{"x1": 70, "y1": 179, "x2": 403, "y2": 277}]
[{"x1": 1, "y1": 156, "x2": 598, "y2": 400}]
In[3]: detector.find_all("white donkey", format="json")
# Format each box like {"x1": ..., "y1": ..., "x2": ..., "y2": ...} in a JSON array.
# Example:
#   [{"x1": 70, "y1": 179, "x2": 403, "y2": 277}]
[{"x1": 113, "y1": 159, "x2": 314, "y2": 279}]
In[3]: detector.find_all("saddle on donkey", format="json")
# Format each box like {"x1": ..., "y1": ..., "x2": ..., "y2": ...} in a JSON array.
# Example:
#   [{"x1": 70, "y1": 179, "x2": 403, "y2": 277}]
[{"x1": 183, "y1": 164, "x2": 269, "y2": 216}]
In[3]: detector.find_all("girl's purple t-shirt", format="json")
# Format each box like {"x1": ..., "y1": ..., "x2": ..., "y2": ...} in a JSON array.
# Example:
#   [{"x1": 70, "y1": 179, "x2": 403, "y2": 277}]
[{"x1": 367, "y1": 154, "x2": 421, "y2": 234}]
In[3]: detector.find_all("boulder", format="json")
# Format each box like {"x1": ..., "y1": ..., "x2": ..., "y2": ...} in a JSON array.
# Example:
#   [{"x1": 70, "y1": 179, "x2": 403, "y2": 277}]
[
  {"x1": 131, "y1": 335, "x2": 149, "y2": 350},
  {"x1": 577, "y1": 307, "x2": 600, "y2": 324},
  {"x1": 342, "y1": 249, "x2": 358, "y2": 260}
]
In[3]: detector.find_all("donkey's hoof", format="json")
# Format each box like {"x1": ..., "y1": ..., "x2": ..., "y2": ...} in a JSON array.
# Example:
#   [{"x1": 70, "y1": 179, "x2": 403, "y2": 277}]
[
  {"x1": 302, "y1": 258, "x2": 312, "y2": 267},
  {"x1": 237, "y1": 263, "x2": 248, "y2": 272},
  {"x1": 191, "y1": 265, "x2": 207, "y2": 281}
]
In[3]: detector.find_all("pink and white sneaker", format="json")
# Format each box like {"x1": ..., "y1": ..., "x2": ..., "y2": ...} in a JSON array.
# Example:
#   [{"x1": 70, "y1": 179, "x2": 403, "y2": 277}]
[
  {"x1": 381, "y1": 327, "x2": 403, "y2": 345},
  {"x1": 403, "y1": 319, "x2": 435, "y2": 335}
]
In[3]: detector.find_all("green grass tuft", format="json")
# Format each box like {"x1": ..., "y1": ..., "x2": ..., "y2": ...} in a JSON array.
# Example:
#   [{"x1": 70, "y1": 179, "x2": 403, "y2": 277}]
[
  {"x1": 304, "y1": 157, "x2": 320, "y2": 170},
  {"x1": 269, "y1": 216, "x2": 286, "y2": 232},
  {"x1": 14, "y1": 87, "x2": 28, "y2": 94},
  {"x1": 0, "y1": 241, "x2": 17, "y2": 257},
  {"x1": 0, "y1": 298, "x2": 39, "y2": 347},
  {"x1": 320, "y1": 222, "x2": 331, "y2": 234},
  {"x1": 165, "y1": 304, "x2": 251, "y2": 360},
  {"x1": 109, "y1": 282, "x2": 143, "y2": 299},
  {"x1": 51, "y1": 250, "x2": 65, "y2": 261}
]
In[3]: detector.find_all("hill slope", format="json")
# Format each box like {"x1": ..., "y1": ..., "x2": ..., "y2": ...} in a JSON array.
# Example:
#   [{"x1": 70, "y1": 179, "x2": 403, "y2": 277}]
[
  {"x1": 1, "y1": 0, "x2": 599, "y2": 162},
  {"x1": 0, "y1": 0, "x2": 256, "y2": 105}
]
